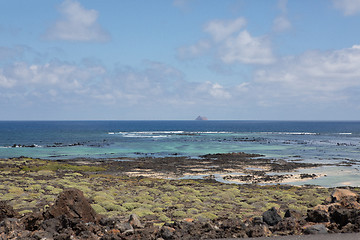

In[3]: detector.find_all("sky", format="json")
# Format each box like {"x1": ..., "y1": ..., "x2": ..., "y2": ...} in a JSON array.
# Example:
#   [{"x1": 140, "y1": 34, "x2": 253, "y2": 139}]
[{"x1": 1, "y1": 0, "x2": 360, "y2": 120}]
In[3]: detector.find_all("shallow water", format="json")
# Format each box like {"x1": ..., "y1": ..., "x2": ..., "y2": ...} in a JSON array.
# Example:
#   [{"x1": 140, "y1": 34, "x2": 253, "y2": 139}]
[{"x1": 1, "y1": 120, "x2": 360, "y2": 186}]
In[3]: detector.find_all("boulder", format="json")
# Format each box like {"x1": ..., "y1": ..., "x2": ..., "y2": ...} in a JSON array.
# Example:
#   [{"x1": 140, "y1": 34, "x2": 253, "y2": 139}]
[
  {"x1": 129, "y1": 213, "x2": 143, "y2": 229},
  {"x1": 272, "y1": 218, "x2": 302, "y2": 236},
  {"x1": 331, "y1": 188, "x2": 358, "y2": 203},
  {"x1": 306, "y1": 209, "x2": 329, "y2": 223},
  {"x1": 44, "y1": 188, "x2": 99, "y2": 223},
  {"x1": 262, "y1": 207, "x2": 282, "y2": 226},
  {"x1": 330, "y1": 208, "x2": 360, "y2": 227},
  {"x1": 246, "y1": 224, "x2": 272, "y2": 238},
  {"x1": 0, "y1": 201, "x2": 18, "y2": 221},
  {"x1": 304, "y1": 224, "x2": 328, "y2": 234},
  {"x1": 284, "y1": 209, "x2": 303, "y2": 220},
  {"x1": 160, "y1": 225, "x2": 176, "y2": 240}
]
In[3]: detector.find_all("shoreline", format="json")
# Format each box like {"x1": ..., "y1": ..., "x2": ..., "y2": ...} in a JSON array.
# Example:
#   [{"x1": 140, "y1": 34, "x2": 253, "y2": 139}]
[
  {"x1": 1, "y1": 155, "x2": 360, "y2": 239},
  {"x1": 60, "y1": 152, "x2": 358, "y2": 187}
]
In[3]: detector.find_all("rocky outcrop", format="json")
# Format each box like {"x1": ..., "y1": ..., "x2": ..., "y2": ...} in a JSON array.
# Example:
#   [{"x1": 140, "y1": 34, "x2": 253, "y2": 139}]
[
  {"x1": 1, "y1": 187, "x2": 360, "y2": 239},
  {"x1": 44, "y1": 188, "x2": 99, "y2": 223},
  {"x1": 263, "y1": 207, "x2": 282, "y2": 226},
  {"x1": 0, "y1": 201, "x2": 18, "y2": 221},
  {"x1": 195, "y1": 116, "x2": 208, "y2": 121}
]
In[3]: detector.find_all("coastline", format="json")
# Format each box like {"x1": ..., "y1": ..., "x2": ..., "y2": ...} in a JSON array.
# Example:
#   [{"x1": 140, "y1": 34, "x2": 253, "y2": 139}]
[
  {"x1": 1, "y1": 155, "x2": 360, "y2": 238},
  {"x1": 0, "y1": 153, "x2": 357, "y2": 216}
]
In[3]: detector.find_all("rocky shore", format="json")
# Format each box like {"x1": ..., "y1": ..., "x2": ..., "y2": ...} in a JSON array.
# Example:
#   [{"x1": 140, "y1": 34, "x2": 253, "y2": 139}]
[
  {"x1": 1, "y1": 188, "x2": 360, "y2": 239},
  {"x1": 0, "y1": 155, "x2": 359, "y2": 239}
]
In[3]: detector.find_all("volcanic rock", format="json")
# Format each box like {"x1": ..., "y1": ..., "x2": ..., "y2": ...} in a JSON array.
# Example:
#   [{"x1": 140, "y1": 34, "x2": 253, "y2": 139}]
[
  {"x1": 129, "y1": 213, "x2": 143, "y2": 229},
  {"x1": 306, "y1": 209, "x2": 329, "y2": 223},
  {"x1": 331, "y1": 188, "x2": 358, "y2": 203},
  {"x1": 304, "y1": 224, "x2": 328, "y2": 234},
  {"x1": 44, "y1": 188, "x2": 99, "y2": 223},
  {"x1": 195, "y1": 116, "x2": 208, "y2": 121},
  {"x1": 262, "y1": 207, "x2": 282, "y2": 226},
  {"x1": 0, "y1": 201, "x2": 18, "y2": 221},
  {"x1": 284, "y1": 209, "x2": 303, "y2": 220}
]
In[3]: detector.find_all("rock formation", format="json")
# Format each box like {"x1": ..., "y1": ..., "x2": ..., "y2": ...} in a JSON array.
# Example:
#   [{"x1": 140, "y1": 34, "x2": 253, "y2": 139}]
[
  {"x1": 1, "y1": 187, "x2": 360, "y2": 239},
  {"x1": 195, "y1": 116, "x2": 208, "y2": 121}
]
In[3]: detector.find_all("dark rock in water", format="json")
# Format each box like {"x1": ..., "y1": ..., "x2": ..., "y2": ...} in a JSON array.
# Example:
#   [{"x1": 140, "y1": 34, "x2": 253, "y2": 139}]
[
  {"x1": 0, "y1": 201, "x2": 18, "y2": 221},
  {"x1": 195, "y1": 116, "x2": 208, "y2": 121},
  {"x1": 304, "y1": 224, "x2": 328, "y2": 234},
  {"x1": 262, "y1": 207, "x2": 282, "y2": 226},
  {"x1": 44, "y1": 188, "x2": 99, "y2": 223}
]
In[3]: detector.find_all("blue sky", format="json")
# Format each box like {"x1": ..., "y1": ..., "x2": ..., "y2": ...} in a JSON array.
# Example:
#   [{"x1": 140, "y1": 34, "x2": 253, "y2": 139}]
[{"x1": 1, "y1": 0, "x2": 360, "y2": 120}]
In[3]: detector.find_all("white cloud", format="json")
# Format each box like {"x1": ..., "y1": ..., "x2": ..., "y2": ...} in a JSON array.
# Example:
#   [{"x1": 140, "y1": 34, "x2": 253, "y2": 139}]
[
  {"x1": 272, "y1": 0, "x2": 291, "y2": 32},
  {"x1": 178, "y1": 17, "x2": 275, "y2": 65},
  {"x1": 273, "y1": 16, "x2": 291, "y2": 32},
  {"x1": 177, "y1": 40, "x2": 211, "y2": 59},
  {"x1": 253, "y1": 45, "x2": 360, "y2": 104},
  {"x1": 204, "y1": 17, "x2": 246, "y2": 42},
  {"x1": 44, "y1": 0, "x2": 110, "y2": 42},
  {"x1": 0, "y1": 57, "x2": 236, "y2": 110},
  {"x1": 333, "y1": 0, "x2": 360, "y2": 16},
  {"x1": 173, "y1": 0, "x2": 191, "y2": 10},
  {"x1": 278, "y1": 0, "x2": 288, "y2": 14},
  {"x1": 195, "y1": 81, "x2": 231, "y2": 99},
  {"x1": 0, "y1": 61, "x2": 105, "y2": 93},
  {"x1": 0, "y1": 69, "x2": 16, "y2": 88},
  {"x1": 209, "y1": 83, "x2": 231, "y2": 99},
  {"x1": 220, "y1": 30, "x2": 275, "y2": 64}
]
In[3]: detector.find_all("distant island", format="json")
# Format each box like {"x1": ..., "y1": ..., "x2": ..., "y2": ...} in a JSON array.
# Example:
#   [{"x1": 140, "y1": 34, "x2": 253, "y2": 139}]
[{"x1": 195, "y1": 116, "x2": 208, "y2": 121}]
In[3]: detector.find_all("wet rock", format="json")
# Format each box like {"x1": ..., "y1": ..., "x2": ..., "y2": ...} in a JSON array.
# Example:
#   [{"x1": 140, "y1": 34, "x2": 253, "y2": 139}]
[
  {"x1": 0, "y1": 201, "x2": 18, "y2": 221},
  {"x1": 262, "y1": 207, "x2": 282, "y2": 226},
  {"x1": 44, "y1": 188, "x2": 99, "y2": 223},
  {"x1": 304, "y1": 224, "x2": 328, "y2": 234}
]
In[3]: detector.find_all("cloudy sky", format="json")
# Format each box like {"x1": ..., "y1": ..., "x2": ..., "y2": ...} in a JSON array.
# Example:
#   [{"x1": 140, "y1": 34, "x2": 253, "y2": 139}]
[{"x1": 1, "y1": 0, "x2": 360, "y2": 120}]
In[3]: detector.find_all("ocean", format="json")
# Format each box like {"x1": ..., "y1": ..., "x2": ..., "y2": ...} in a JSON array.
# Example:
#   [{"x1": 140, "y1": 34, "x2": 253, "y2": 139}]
[{"x1": 1, "y1": 120, "x2": 360, "y2": 186}]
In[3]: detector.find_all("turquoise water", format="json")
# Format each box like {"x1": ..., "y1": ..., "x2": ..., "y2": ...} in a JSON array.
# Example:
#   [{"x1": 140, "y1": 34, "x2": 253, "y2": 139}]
[
  {"x1": 1, "y1": 120, "x2": 360, "y2": 186},
  {"x1": 1, "y1": 120, "x2": 360, "y2": 162}
]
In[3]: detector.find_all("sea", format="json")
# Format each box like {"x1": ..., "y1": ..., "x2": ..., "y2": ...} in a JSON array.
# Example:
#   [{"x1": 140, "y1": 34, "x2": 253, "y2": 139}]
[{"x1": 1, "y1": 120, "x2": 360, "y2": 187}]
